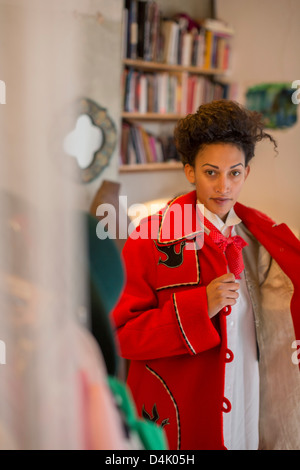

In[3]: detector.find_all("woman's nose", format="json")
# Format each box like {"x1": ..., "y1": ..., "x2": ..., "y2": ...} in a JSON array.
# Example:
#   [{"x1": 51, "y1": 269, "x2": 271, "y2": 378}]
[{"x1": 215, "y1": 175, "x2": 230, "y2": 194}]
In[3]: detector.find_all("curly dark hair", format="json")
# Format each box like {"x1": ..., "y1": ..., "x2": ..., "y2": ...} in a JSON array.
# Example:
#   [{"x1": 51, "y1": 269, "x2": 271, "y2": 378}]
[{"x1": 174, "y1": 100, "x2": 277, "y2": 166}]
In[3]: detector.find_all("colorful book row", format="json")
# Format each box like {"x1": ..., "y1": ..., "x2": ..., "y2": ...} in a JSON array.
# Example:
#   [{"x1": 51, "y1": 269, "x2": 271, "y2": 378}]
[
  {"x1": 120, "y1": 121, "x2": 180, "y2": 166},
  {"x1": 123, "y1": 69, "x2": 231, "y2": 115}
]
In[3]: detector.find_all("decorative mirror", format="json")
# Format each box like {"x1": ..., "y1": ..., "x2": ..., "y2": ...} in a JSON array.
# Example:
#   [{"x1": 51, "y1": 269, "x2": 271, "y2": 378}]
[{"x1": 59, "y1": 98, "x2": 117, "y2": 183}]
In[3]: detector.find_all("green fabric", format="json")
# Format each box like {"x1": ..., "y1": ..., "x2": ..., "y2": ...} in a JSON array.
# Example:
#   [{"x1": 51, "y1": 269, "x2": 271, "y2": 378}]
[
  {"x1": 108, "y1": 376, "x2": 168, "y2": 450},
  {"x1": 87, "y1": 213, "x2": 124, "y2": 315},
  {"x1": 89, "y1": 276, "x2": 119, "y2": 376},
  {"x1": 86, "y1": 213, "x2": 124, "y2": 376}
]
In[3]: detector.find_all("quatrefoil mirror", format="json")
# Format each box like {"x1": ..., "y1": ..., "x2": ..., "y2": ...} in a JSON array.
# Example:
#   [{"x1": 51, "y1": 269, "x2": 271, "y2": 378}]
[{"x1": 62, "y1": 98, "x2": 117, "y2": 183}]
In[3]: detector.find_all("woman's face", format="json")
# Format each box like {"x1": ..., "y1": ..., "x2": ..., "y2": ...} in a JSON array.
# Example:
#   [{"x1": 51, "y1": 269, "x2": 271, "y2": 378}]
[{"x1": 184, "y1": 143, "x2": 250, "y2": 221}]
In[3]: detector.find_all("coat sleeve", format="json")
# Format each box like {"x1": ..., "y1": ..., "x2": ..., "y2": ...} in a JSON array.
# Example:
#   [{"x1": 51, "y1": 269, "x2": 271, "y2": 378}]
[{"x1": 111, "y1": 235, "x2": 221, "y2": 361}]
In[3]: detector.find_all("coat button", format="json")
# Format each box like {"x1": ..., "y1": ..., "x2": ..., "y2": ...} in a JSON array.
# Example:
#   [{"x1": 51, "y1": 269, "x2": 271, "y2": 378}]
[
  {"x1": 225, "y1": 349, "x2": 234, "y2": 363},
  {"x1": 222, "y1": 397, "x2": 232, "y2": 413},
  {"x1": 222, "y1": 306, "x2": 231, "y2": 316}
]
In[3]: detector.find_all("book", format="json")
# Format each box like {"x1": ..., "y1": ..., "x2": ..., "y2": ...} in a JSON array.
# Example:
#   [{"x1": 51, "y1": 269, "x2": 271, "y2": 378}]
[
  {"x1": 187, "y1": 75, "x2": 196, "y2": 114},
  {"x1": 211, "y1": 33, "x2": 219, "y2": 69},
  {"x1": 137, "y1": 0, "x2": 151, "y2": 60},
  {"x1": 202, "y1": 18, "x2": 234, "y2": 36},
  {"x1": 127, "y1": 127, "x2": 137, "y2": 164},
  {"x1": 120, "y1": 121, "x2": 130, "y2": 164},
  {"x1": 140, "y1": 126, "x2": 154, "y2": 163},
  {"x1": 192, "y1": 76, "x2": 205, "y2": 113},
  {"x1": 138, "y1": 73, "x2": 148, "y2": 113},
  {"x1": 130, "y1": 70, "x2": 138, "y2": 111},
  {"x1": 162, "y1": 19, "x2": 179, "y2": 65},
  {"x1": 196, "y1": 30, "x2": 205, "y2": 67},
  {"x1": 129, "y1": 124, "x2": 140, "y2": 163},
  {"x1": 123, "y1": 68, "x2": 133, "y2": 111},
  {"x1": 203, "y1": 29, "x2": 214, "y2": 69},
  {"x1": 216, "y1": 37, "x2": 226, "y2": 70},
  {"x1": 135, "y1": 125, "x2": 147, "y2": 163},
  {"x1": 121, "y1": 7, "x2": 128, "y2": 59},
  {"x1": 180, "y1": 72, "x2": 188, "y2": 115},
  {"x1": 181, "y1": 31, "x2": 193, "y2": 67},
  {"x1": 147, "y1": 73, "x2": 155, "y2": 113},
  {"x1": 148, "y1": 2, "x2": 159, "y2": 61},
  {"x1": 125, "y1": 0, "x2": 138, "y2": 59},
  {"x1": 127, "y1": 138, "x2": 137, "y2": 165},
  {"x1": 157, "y1": 72, "x2": 168, "y2": 114},
  {"x1": 168, "y1": 74, "x2": 178, "y2": 113},
  {"x1": 148, "y1": 135, "x2": 158, "y2": 162}
]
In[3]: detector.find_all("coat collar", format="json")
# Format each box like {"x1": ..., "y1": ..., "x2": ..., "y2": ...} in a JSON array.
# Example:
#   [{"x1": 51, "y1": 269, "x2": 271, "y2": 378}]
[
  {"x1": 157, "y1": 191, "x2": 204, "y2": 245},
  {"x1": 156, "y1": 190, "x2": 291, "y2": 248},
  {"x1": 156, "y1": 190, "x2": 272, "y2": 246}
]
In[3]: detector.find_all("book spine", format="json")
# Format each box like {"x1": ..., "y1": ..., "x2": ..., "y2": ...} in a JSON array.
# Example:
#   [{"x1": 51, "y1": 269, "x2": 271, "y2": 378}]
[
  {"x1": 137, "y1": 0, "x2": 151, "y2": 60},
  {"x1": 126, "y1": 0, "x2": 138, "y2": 59},
  {"x1": 204, "y1": 29, "x2": 213, "y2": 69}
]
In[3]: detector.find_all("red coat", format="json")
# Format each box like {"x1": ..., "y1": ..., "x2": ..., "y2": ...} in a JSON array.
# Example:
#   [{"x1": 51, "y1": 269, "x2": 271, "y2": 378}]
[{"x1": 111, "y1": 190, "x2": 300, "y2": 450}]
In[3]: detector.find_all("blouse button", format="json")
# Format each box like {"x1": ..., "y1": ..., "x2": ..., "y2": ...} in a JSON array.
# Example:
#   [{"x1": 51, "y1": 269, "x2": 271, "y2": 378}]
[{"x1": 222, "y1": 397, "x2": 232, "y2": 413}]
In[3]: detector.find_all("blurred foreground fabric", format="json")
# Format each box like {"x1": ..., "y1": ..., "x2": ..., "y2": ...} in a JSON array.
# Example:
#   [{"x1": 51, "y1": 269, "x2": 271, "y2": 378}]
[{"x1": 0, "y1": 0, "x2": 166, "y2": 450}]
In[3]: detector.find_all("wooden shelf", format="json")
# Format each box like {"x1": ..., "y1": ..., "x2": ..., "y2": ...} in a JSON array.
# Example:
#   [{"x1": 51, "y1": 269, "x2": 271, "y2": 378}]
[
  {"x1": 122, "y1": 112, "x2": 183, "y2": 122},
  {"x1": 123, "y1": 58, "x2": 226, "y2": 76},
  {"x1": 119, "y1": 161, "x2": 183, "y2": 173}
]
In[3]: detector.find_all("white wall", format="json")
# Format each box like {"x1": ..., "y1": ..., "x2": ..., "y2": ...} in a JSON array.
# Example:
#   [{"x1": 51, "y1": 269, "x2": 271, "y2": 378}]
[
  {"x1": 216, "y1": 0, "x2": 300, "y2": 234},
  {"x1": 0, "y1": 0, "x2": 124, "y2": 212},
  {"x1": 119, "y1": 167, "x2": 192, "y2": 208},
  {"x1": 155, "y1": 0, "x2": 211, "y2": 18},
  {"x1": 66, "y1": 0, "x2": 124, "y2": 210}
]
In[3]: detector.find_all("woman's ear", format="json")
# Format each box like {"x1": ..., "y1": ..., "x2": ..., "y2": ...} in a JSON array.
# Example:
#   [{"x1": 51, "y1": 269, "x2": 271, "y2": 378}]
[
  {"x1": 244, "y1": 165, "x2": 250, "y2": 180},
  {"x1": 184, "y1": 164, "x2": 195, "y2": 184}
]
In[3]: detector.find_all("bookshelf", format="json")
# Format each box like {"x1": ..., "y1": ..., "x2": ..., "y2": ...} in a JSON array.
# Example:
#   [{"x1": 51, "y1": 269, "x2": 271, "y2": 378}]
[
  {"x1": 123, "y1": 58, "x2": 226, "y2": 75},
  {"x1": 119, "y1": 161, "x2": 182, "y2": 172},
  {"x1": 122, "y1": 112, "x2": 183, "y2": 121},
  {"x1": 120, "y1": 0, "x2": 234, "y2": 172}
]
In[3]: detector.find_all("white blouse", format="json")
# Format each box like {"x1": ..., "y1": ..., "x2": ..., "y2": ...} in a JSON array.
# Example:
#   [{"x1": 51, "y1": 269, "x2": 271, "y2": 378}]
[{"x1": 199, "y1": 204, "x2": 260, "y2": 450}]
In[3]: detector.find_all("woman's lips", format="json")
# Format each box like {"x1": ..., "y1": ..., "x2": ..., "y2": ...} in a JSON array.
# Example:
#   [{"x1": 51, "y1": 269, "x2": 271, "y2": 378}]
[{"x1": 211, "y1": 197, "x2": 231, "y2": 205}]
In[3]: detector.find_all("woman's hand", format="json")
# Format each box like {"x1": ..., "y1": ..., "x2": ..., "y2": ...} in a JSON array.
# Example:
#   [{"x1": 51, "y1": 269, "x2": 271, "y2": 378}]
[{"x1": 206, "y1": 273, "x2": 239, "y2": 318}]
